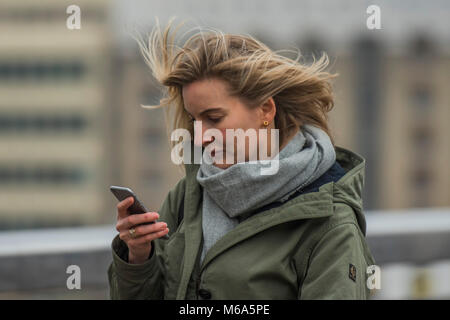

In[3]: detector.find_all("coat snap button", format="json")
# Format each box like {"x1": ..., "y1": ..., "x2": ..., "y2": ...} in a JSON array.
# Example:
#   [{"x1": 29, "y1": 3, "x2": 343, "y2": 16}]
[{"x1": 198, "y1": 288, "x2": 212, "y2": 300}]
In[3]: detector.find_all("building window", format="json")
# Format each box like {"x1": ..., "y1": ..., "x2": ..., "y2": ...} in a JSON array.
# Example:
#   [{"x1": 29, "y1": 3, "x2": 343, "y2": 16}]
[
  {"x1": 411, "y1": 126, "x2": 433, "y2": 155},
  {"x1": 410, "y1": 34, "x2": 434, "y2": 60},
  {"x1": 0, "y1": 114, "x2": 88, "y2": 133},
  {"x1": 410, "y1": 84, "x2": 433, "y2": 115},
  {"x1": 0, "y1": 166, "x2": 86, "y2": 185},
  {"x1": 0, "y1": 61, "x2": 85, "y2": 82},
  {"x1": 411, "y1": 168, "x2": 431, "y2": 208}
]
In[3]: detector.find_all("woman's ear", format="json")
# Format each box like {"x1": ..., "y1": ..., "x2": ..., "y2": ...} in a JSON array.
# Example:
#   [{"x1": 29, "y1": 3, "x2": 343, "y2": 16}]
[{"x1": 259, "y1": 97, "x2": 276, "y2": 124}]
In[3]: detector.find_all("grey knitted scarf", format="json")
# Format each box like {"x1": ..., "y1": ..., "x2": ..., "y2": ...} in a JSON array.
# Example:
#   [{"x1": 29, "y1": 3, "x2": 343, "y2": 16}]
[{"x1": 196, "y1": 124, "x2": 336, "y2": 264}]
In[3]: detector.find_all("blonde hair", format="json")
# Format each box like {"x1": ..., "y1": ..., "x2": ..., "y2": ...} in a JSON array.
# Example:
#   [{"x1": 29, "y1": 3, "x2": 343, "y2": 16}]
[{"x1": 136, "y1": 17, "x2": 338, "y2": 167}]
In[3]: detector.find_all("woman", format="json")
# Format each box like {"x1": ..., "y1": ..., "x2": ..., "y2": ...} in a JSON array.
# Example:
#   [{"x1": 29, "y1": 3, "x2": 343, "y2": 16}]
[{"x1": 108, "y1": 19, "x2": 376, "y2": 300}]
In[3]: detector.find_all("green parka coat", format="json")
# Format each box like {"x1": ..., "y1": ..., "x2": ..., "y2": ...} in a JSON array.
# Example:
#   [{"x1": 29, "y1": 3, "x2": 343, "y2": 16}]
[{"x1": 108, "y1": 146, "x2": 376, "y2": 300}]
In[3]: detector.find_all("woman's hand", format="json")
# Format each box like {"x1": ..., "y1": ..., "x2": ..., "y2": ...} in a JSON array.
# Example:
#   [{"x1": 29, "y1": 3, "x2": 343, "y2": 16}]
[{"x1": 115, "y1": 197, "x2": 169, "y2": 264}]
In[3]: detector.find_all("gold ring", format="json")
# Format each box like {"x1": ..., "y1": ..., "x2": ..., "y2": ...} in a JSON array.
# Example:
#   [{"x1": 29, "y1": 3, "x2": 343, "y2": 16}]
[{"x1": 129, "y1": 228, "x2": 136, "y2": 238}]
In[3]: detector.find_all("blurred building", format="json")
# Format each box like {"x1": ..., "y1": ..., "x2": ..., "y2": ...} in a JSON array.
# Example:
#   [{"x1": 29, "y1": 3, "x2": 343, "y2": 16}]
[
  {"x1": 0, "y1": 0, "x2": 115, "y2": 229},
  {"x1": 377, "y1": 36, "x2": 450, "y2": 209},
  {"x1": 0, "y1": 0, "x2": 185, "y2": 230},
  {"x1": 329, "y1": 35, "x2": 450, "y2": 210}
]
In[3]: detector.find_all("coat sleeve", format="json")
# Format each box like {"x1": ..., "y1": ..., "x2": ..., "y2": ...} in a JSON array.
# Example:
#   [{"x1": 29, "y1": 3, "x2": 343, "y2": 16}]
[
  {"x1": 107, "y1": 178, "x2": 186, "y2": 300},
  {"x1": 299, "y1": 222, "x2": 373, "y2": 300}
]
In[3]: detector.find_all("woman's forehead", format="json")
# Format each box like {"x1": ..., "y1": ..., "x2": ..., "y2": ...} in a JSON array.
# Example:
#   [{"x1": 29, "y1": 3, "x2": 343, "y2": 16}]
[{"x1": 183, "y1": 79, "x2": 230, "y2": 108}]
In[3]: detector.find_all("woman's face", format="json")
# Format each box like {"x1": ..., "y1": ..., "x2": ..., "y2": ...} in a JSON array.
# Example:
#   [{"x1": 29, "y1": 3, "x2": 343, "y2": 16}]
[{"x1": 182, "y1": 77, "x2": 276, "y2": 169}]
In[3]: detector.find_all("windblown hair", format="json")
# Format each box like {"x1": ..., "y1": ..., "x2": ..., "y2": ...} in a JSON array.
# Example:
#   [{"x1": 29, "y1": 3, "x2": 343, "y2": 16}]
[{"x1": 136, "y1": 17, "x2": 338, "y2": 167}]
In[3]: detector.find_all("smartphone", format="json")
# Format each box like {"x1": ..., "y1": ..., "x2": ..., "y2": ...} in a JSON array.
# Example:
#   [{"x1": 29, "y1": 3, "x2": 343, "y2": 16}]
[{"x1": 110, "y1": 185, "x2": 169, "y2": 240}]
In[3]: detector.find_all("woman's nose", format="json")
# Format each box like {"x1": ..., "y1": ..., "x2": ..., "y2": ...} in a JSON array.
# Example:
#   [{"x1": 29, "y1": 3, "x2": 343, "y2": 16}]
[{"x1": 193, "y1": 121, "x2": 214, "y2": 147}]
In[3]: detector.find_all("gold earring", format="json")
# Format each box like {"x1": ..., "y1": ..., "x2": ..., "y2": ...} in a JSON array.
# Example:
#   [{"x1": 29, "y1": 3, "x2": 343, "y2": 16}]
[{"x1": 263, "y1": 120, "x2": 269, "y2": 126}]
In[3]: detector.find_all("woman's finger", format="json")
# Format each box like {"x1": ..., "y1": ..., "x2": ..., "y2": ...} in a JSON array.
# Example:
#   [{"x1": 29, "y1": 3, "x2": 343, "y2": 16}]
[
  {"x1": 118, "y1": 221, "x2": 166, "y2": 241},
  {"x1": 116, "y1": 197, "x2": 134, "y2": 220},
  {"x1": 133, "y1": 222, "x2": 167, "y2": 237},
  {"x1": 123, "y1": 211, "x2": 160, "y2": 230},
  {"x1": 128, "y1": 228, "x2": 170, "y2": 246}
]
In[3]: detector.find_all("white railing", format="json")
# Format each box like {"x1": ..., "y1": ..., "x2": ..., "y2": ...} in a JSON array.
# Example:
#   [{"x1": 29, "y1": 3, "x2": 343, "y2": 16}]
[{"x1": 0, "y1": 225, "x2": 116, "y2": 257}]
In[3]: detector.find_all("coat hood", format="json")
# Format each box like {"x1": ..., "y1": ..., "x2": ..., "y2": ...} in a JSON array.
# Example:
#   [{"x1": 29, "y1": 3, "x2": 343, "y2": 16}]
[{"x1": 332, "y1": 146, "x2": 367, "y2": 235}]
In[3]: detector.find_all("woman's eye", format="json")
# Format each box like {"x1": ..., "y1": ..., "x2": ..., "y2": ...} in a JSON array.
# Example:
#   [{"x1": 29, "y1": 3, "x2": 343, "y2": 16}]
[{"x1": 208, "y1": 117, "x2": 223, "y2": 123}]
